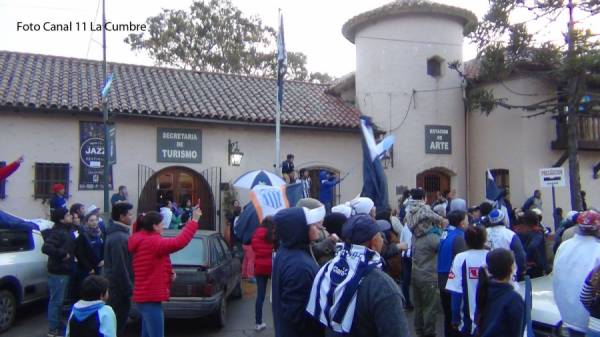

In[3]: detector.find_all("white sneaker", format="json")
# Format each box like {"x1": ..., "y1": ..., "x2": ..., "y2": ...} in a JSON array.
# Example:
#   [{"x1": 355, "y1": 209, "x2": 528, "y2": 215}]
[{"x1": 255, "y1": 323, "x2": 267, "y2": 331}]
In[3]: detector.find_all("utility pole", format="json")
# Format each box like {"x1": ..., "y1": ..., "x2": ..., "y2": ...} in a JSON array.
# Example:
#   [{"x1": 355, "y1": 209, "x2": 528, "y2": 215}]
[
  {"x1": 102, "y1": 0, "x2": 110, "y2": 215},
  {"x1": 566, "y1": 0, "x2": 584, "y2": 210}
]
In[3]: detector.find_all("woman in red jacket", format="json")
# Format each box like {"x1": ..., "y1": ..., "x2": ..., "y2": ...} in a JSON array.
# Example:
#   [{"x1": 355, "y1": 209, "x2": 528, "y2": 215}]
[
  {"x1": 251, "y1": 216, "x2": 275, "y2": 331},
  {"x1": 128, "y1": 208, "x2": 201, "y2": 337}
]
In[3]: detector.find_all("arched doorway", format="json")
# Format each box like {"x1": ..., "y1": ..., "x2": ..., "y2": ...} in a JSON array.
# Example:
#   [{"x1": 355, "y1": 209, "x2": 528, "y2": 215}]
[
  {"x1": 303, "y1": 166, "x2": 341, "y2": 206},
  {"x1": 138, "y1": 166, "x2": 216, "y2": 230},
  {"x1": 416, "y1": 168, "x2": 452, "y2": 205}
]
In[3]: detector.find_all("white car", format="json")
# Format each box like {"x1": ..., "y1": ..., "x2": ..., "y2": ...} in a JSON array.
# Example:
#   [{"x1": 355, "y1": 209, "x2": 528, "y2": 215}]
[
  {"x1": 519, "y1": 275, "x2": 568, "y2": 337},
  {"x1": 0, "y1": 228, "x2": 48, "y2": 332}
]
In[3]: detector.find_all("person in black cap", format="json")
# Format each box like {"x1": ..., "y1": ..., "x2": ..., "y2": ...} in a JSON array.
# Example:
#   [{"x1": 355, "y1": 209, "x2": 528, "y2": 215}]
[{"x1": 307, "y1": 214, "x2": 409, "y2": 337}]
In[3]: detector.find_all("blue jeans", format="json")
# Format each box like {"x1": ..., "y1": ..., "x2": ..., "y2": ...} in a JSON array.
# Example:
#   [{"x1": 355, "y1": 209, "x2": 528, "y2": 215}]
[
  {"x1": 138, "y1": 302, "x2": 164, "y2": 337},
  {"x1": 255, "y1": 276, "x2": 269, "y2": 324},
  {"x1": 47, "y1": 274, "x2": 69, "y2": 332}
]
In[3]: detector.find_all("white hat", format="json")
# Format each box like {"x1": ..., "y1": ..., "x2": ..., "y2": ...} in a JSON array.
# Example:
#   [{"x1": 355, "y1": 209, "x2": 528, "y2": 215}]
[
  {"x1": 84, "y1": 204, "x2": 100, "y2": 217},
  {"x1": 350, "y1": 197, "x2": 375, "y2": 215},
  {"x1": 331, "y1": 204, "x2": 352, "y2": 219},
  {"x1": 303, "y1": 206, "x2": 326, "y2": 225}
]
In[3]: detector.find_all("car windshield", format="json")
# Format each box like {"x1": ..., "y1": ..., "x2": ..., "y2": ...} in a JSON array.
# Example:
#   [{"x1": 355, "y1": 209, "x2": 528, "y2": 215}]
[{"x1": 169, "y1": 237, "x2": 207, "y2": 266}]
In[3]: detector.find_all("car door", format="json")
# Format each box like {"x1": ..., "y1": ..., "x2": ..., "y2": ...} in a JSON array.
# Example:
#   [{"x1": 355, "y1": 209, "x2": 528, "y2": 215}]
[
  {"x1": 216, "y1": 236, "x2": 235, "y2": 292},
  {"x1": 209, "y1": 237, "x2": 227, "y2": 296}
]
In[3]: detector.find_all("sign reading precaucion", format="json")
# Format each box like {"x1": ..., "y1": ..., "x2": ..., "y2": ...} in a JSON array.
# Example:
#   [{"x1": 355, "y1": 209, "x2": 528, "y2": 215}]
[{"x1": 539, "y1": 167, "x2": 566, "y2": 187}]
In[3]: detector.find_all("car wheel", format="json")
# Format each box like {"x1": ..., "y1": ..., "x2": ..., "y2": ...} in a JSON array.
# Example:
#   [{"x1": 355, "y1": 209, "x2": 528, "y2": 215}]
[
  {"x1": 0, "y1": 290, "x2": 16, "y2": 333},
  {"x1": 230, "y1": 278, "x2": 242, "y2": 300},
  {"x1": 212, "y1": 295, "x2": 226, "y2": 328}
]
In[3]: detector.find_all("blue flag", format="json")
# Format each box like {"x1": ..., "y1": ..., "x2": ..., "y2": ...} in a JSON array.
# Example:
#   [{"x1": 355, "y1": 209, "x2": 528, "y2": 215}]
[
  {"x1": 101, "y1": 73, "x2": 114, "y2": 99},
  {"x1": 486, "y1": 170, "x2": 502, "y2": 202},
  {"x1": 359, "y1": 116, "x2": 394, "y2": 211},
  {"x1": 276, "y1": 11, "x2": 287, "y2": 110}
]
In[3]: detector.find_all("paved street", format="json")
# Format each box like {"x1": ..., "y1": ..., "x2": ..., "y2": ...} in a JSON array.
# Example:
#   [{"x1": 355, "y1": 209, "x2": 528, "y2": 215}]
[{"x1": 7, "y1": 280, "x2": 442, "y2": 337}]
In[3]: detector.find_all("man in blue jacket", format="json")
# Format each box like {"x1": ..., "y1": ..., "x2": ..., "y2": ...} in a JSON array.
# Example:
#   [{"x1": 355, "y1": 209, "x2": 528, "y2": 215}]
[
  {"x1": 438, "y1": 210, "x2": 468, "y2": 337},
  {"x1": 272, "y1": 207, "x2": 325, "y2": 337},
  {"x1": 319, "y1": 171, "x2": 342, "y2": 213}
]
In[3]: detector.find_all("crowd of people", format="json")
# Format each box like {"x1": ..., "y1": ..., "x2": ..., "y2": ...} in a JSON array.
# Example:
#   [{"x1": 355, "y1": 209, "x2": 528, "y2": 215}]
[
  {"x1": 29, "y1": 158, "x2": 599, "y2": 337},
  {"x1": 40, "y1": 183, "x2": 204, "y2": 337},
  {"x1": 233, "y1": 184, "x2": 598, "y2": 337}
]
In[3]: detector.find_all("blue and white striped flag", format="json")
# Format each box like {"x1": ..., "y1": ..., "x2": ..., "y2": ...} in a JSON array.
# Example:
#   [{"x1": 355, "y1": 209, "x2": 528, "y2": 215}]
[
  {"x1": 360, "y1": 116, "x2": 394, "y2": 211},
  {"x1": 101, "y1": 73, "x2": 114, "y2": 99},
  {"x1": 276, "y1": 11, "x2": 287, "y2": 110}
]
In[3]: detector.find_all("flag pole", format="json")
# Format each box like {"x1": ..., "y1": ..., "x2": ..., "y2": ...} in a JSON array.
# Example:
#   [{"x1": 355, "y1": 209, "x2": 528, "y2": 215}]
[
  {"x1": 102, "y1": 0, "x2": 110, "y2": 215},
  {"x1": 275, "y1": 9, "x2": 285, "y2": 174}
]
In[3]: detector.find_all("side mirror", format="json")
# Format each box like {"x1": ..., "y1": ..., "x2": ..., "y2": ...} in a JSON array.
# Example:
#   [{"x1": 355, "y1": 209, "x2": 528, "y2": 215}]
[{"x1": 232, "y1": 245, "x2": 243, "y2": 259}]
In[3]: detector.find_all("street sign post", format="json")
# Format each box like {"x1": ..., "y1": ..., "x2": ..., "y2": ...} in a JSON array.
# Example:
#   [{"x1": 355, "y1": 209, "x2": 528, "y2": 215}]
[{"x1": 540, "y1": 167, "x2": 566, "y2": 231}]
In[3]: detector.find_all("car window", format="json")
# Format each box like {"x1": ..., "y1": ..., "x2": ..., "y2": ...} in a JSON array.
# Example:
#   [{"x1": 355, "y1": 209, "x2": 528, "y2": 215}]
[
  {"x1": 210, "y1": 239, "x2": 221, "y2": 266},
  {"x1": 218, "y1": 237, "x2": 231, "y2": 259},
  {"x1": 0, "y1": 229, "x2": 33, "y2": 253},
  {"x1": 169, "y1": 237, "x2": 207, "y2": 266}
]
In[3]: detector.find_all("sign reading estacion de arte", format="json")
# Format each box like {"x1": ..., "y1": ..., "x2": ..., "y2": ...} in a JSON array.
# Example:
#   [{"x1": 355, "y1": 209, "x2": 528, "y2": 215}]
[
  {"x1": 79, "y1": 121, "x2": 113, "y2": 190},
  {"x1": 425, "y1": 125, "x2": 452, "y2": 154},
  {"x1": 157, "y1": 128, "x2": 202, "y2": 163}
]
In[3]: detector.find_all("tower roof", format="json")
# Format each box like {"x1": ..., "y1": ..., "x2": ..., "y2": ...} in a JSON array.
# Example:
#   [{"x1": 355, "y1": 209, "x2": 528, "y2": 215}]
[{"x1": 342, "y1": 0, "x2": 477, "y2": 43}]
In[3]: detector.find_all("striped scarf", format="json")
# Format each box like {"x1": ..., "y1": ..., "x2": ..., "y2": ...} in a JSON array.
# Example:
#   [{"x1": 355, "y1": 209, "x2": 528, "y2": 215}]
[{"x1": 306, "y1": 243, "x2": 382, "y2": 333}]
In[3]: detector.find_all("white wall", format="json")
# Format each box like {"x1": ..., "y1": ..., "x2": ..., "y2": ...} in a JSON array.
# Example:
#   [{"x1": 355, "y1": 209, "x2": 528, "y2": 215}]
[
  {"x1": 0, "y1": 112, "x2": 363, "y2": 225},
  {"x1": 353, "y1": 14, "x2": 467, "y2": 203},
  {"x1": 468, "y1": 76, "x2": 600, "y2": 229}
]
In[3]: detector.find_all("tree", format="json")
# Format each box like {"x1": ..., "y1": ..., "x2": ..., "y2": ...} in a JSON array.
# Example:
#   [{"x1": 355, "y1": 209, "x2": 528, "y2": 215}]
[
  {"x1": 125, "y1": 0, "x2": 334, "y2": 83},
  {"x1": 455, "y1": 0, "x2": 600, "y2": 211}
]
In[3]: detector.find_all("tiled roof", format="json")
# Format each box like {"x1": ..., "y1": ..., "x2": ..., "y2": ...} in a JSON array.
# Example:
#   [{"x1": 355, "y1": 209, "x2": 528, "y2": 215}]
[
  {"x1": 0, "y1": 51, "x2": 360, "y2": 129},
  {"x1": 342, "y1": 0, "x2": 477, "y2": 43}
]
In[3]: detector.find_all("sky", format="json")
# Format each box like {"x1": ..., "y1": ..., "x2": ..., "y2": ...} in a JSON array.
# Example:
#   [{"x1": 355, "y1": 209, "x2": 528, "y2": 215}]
[{"x1": 0, "y1": 0, "x2": 597, "y2": 77}]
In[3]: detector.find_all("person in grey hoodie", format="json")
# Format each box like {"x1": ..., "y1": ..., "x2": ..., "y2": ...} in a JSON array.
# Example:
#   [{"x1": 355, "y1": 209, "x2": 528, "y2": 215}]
[
  {"x1": 102, "y1": 203, "x2": 133, "y2": 336},
  {"x1": 405, "y1": 188, "x2": 447, "y2": 337}
]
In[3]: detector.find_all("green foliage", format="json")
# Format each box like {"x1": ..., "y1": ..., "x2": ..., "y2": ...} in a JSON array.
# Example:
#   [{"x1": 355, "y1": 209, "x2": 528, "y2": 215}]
[{"x1": 125, "y1": 0, "x2": 333, "y2": 82}]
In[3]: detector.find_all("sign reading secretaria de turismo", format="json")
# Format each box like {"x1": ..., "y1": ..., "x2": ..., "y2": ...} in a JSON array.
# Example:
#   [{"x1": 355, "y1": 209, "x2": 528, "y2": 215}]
[
  {"x1": 157, "y1": 128, "x2": 202, "y2": 163},
  {"x1": 425, "y1": 125, "x2": 452, "y2": 154}
]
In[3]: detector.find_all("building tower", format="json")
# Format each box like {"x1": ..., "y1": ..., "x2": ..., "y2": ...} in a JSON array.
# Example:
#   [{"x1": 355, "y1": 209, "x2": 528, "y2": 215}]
[{"x1": 342, "y1": 0, "x2": 477, "y2": 204}]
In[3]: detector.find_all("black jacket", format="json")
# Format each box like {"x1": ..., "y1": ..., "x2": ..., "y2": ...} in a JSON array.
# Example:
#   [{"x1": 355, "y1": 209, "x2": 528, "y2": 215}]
[
  {"x1": 102, "y1": 220, "x2": 133, "y2": 298},
  {"x1": 325, "y1": 269, "x2": 410, "y2": 337},
  {"x1": 42, "y1": 225, "x2": 76, "y2": 275}
]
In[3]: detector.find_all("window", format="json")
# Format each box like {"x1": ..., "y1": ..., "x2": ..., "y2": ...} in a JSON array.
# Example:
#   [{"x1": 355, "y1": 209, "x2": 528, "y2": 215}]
[
  {"x1": 0, "y1": 161, "x2": 5, "y2": 199},
  {"x1": 0, "y1": 229, "x2": 33, "y2": 253},
  {"x1": 210, "y1": 239, "x2": 225, "y2": 266},
  {"x1": 170, "y1": 238, "x2": 207, "y2": 266},
  {"x1": 34, "y1": 163, "x2": 70, "y2": 199},
  {"x1": 427, "y1": 56, "x2": 443, "y2": 77},
  {"x1": 489, "y1": 169, "x2": 510, "y2": 190}
]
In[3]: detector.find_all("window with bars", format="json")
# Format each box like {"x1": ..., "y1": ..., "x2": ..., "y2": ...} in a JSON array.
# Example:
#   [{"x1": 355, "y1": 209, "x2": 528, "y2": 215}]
[
  {"x1": 489, "y1": 169, "x2": 510, "y2": 190},
  {"x1": 34, "y1": 163, "x2": 70, "y2": 199},
  {"x1": 0, "y1": 162, "x2": 5, "y2": 199}
]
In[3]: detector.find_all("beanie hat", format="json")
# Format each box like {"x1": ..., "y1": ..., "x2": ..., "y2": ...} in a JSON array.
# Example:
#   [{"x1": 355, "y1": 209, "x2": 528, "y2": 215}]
[
  {"x1": 296, "y1": 198, "x2": 323, "y2": 210},
  {"x1": 323, "y1": 212, "x2": 347, "y2": 237},
  {"x1": 331, "y1": 204, "x2": 352, "y2": 219},
  {"x1": 566, "y1": 211, "x2": 579, "y2": 222},
  {"x1": 489, "y1": 209, "x2": 506, "y2": 225},
  {"x1": 350, "y1": 197, "x2": 375, "y2": 215},
  {"x1": 450, "y1": 198, "x2": 467, "y2": 212},
  {"x1": 577, "y1": 210, "x2": 600, "y2": 234},
  {"x1": 84, "y1": 205, "x2": 100, "y2": 217},
  {"x1": 53, "y1": 183, "x2": 65, "y2": 193},
  {"x1": 342, "y1": 214, "x2": 379, "y2": 244}
]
